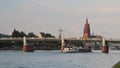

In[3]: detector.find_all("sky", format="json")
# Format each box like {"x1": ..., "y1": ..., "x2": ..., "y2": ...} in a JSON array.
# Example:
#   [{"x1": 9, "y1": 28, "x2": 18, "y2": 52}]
[{"x1": 0, "y1": 0, "x2": 120, "y2": 39}]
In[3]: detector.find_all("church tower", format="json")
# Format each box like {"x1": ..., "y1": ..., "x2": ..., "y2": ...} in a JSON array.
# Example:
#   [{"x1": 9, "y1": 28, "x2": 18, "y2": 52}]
[{"x1": 83, "y1": 18, "x2": 91, "y2": 39}]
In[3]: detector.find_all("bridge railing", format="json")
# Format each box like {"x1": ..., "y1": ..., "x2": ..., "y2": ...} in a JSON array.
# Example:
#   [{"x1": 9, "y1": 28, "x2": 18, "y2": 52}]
[
  {"x1": 0, "y1": 37, "x2": 57, "y2": 41},
  {"x1": 1, "y1": 37, "x2": 120, "y2": 42},
  {"x1": 0, "y1": 37, "x2": 23, "y2": 40}
]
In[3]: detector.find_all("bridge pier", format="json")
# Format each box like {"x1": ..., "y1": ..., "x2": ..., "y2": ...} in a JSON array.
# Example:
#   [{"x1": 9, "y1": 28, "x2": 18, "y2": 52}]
[
  {"x1": 61, "y1": 37, "x2": 65, "y2": 52},
  {"x1": 101, "y1": 38, "x2": 109, "y2": 53},
  {"x1": 22, "y1": 37, "x2": 34, "y2": 52}
]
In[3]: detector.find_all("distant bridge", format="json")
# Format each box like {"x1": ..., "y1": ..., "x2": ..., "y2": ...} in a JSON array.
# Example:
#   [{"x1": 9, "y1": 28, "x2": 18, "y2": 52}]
[
  {"x1": 0, "y1": 37, "x2": 120, "y2": 43},
  {"x1": 1, "y1": 37, "x2": 120, "y2": 53}
]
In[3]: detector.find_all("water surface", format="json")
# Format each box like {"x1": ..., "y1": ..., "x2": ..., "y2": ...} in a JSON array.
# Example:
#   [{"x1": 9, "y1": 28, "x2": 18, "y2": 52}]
[{"x1": 0, "y1": 50, "x2": 120, "y2": 68}]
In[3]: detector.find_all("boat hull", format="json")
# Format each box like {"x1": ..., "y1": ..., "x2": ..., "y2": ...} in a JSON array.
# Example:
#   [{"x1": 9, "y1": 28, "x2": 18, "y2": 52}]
[{"x1": 62, "y1": 48, "x2": 91, "y2": 53}]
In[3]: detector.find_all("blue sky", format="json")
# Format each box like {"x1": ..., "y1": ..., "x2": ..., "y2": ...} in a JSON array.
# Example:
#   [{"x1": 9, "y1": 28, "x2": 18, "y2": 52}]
[{"x1": 0, "y1": 0, "x2": 120, "y2": 38}]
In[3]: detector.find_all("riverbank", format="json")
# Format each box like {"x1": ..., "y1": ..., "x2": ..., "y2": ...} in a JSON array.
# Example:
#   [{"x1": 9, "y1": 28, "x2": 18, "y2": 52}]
[{"x1": 112, "y1": 61, "x2": 120, "y2": 68}]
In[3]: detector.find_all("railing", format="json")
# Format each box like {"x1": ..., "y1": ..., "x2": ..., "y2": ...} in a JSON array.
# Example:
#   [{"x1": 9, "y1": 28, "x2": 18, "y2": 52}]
[
  {"x1": 0, "y1": 37, "x2": 57, "y2": 41},
  {"x1": 0, "y1": 37, "x2": 120, "y2": 42},
  {"x1": 0, "y1": 37, "x2": 23, "y2": 40}
]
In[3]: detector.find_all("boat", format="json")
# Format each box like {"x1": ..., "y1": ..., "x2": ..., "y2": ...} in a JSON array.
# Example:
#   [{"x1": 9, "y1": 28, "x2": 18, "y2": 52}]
[
  {"x1": 63, "y1": 46, "x2": 91, "y2": 53},
  {"x1": 61, "y1": 38, "x2": 91, "y2": 53}
]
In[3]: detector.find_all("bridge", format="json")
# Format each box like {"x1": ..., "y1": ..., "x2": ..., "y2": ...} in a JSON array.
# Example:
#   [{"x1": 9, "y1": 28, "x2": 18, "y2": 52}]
[
  {"x1": 0, "y1": 37, "x2": 120, "y2": 42},
  {"x1": 0, "y1": 37, "x2": 120, "y2": 53}
]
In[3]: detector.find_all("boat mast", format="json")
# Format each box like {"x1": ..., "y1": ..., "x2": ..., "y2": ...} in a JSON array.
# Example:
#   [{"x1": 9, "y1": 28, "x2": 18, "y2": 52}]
[{"x1": 58, "y1": 29, "x2": 63, "y2": 39}]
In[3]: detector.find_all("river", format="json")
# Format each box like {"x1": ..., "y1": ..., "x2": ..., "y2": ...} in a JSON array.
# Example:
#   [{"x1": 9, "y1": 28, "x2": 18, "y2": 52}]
[{"x1": 0, "y1": 50, "x2": 120, "y2": 68}]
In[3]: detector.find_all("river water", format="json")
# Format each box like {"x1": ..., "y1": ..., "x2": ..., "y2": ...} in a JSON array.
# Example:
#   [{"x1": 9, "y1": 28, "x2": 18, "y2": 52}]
[{"x1": 0, "y1": 50, "x2": 120, "y2": 68}]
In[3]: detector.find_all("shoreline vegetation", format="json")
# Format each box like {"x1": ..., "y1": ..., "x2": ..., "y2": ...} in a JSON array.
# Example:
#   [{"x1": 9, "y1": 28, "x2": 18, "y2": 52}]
[
  {"x1": 0, "y1": 40, "x2": 83, "y2": 50},
  {"x1": 0, "y1": 41, "x2": 61, "y2": 50},
  {"x1": 0, "y1": 45, "x2": 61, "y2": 50},
  {"x1": 112, "y1": 61, "x2": 120, "y2": 68}
]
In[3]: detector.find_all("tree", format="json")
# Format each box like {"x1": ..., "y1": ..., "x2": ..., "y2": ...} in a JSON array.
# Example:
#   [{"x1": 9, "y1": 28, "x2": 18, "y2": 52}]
[
  {"x1": 0, "y1": 33, "x2": 1, "y2": 38},
  {"x1": 12, "y1": 29, "x2": 27, "y2": 37},
  {"x1": 20, "y1": 31, "x2": 27, "y2": 37},
  {"x1": 12, "y1": 29, "x2": 21, "y2": 37},
  {"x1": 45, "y1": 33, "x2": 51, "y2": 37},
  {"x1": 45, "y1": 33, "x2": 55, "y2": 38},
  {"x1": 28, "y1": 32, "x2": 37, "y2": 37}
]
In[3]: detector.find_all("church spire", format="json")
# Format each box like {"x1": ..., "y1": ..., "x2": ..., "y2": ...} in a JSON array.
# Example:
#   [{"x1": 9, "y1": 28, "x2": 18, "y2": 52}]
[{"x1": 83, "y1": 18, "x2": 91, "y2": 39}]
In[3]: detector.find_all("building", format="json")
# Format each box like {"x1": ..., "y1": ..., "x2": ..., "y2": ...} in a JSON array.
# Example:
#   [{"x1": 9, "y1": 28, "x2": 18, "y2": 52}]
[
  {"x1": 38, "y1": 32, "x2": 46, "y2": 39},
  {"x1": 83, "y1": 18, "x2": 102, "y2": 39},
  {"x1": 38, "y1": 32, "x2": 55, "y2": 39},
  {"x1": 83, "y1": 18, "x2": 91, "y2": 39}
]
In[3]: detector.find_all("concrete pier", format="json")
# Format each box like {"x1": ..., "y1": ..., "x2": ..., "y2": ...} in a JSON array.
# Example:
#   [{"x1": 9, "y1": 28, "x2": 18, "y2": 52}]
[
  {"x1": 22, "y1": 37, "x2": 34, "y2": 52},
  {"x1": 61, "y1": 46, "x2": 64, "y2": 52},
  {"x1": 61, "y1": 37, "x2": 65, "y2": 52},
  {"x1": 101, "y1": 38, "x2": 109, "y2": 53}
]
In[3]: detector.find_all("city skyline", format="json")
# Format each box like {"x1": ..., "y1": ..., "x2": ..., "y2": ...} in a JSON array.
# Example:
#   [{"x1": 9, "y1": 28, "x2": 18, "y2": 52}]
[{"x1": 0, "y1": 0, "x2": 120, "y2": 38}]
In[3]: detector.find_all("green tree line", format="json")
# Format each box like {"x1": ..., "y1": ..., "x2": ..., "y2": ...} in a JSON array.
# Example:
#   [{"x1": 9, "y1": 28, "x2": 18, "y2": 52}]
[{"x1": 12, "y1": 29, "x2": 37, "y2": 37}]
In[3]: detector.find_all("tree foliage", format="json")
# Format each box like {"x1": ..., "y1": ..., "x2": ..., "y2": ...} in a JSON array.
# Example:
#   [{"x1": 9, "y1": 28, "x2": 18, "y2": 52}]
[
  {"x1": 12, "y1": 29, "x2": 21, "y2": 37},
  {"x1": 28, "y1": 32, "x2": 37, "y2": 37},
  {"x1": 20, "y1": 31, "x2": 27, "y2": 37},
  {"x1": 11, "y1": 29, "x2": 55, "y2": 38},
  {"x1": 12, "y1": 29, "x2": 27, "y2": 37},
  {"x1": 12, "y1": 29, "x2": 37, "y2": 37},
  {"x1": 45, "y1": 33, "x2": 55, "y2": 38}
]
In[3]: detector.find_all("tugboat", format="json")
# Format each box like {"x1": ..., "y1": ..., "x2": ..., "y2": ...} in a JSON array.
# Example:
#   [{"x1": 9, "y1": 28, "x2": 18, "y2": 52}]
[{"x1": 61, "y1": 38, "x2": 91, "y2": 53}]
